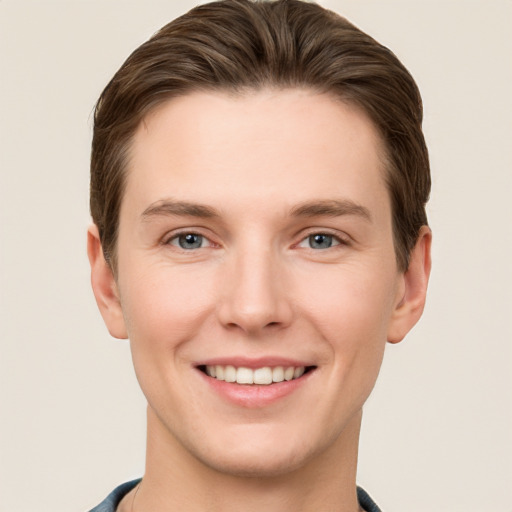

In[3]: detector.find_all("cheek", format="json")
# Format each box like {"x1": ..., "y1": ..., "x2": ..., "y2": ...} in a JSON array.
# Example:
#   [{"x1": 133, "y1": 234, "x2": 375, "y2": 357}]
[
  {"x1": 118, "y1": 262, "x2": 218, "y2": 353},
  {"x1": 296, "y1": 264, "x2": 397, "y2": 381},
  {"x1": 299, "y1": 263, "x2": 397, "y2": 335},
  {"x1": 117, "y1": 263, "x2": 220, "y2": 411}
]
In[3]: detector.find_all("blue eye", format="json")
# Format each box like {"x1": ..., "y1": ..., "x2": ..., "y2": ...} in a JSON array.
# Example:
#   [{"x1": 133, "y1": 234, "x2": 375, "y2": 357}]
[
  {"x1": 299, "y1": 233, "x2": 341, "y2": 249},
  {"x1": 170, "y1": 233, "x2": 206, "y2": 250},
  {"x1": 309, "y1": 234, "x2": 335, "y2": 249}
]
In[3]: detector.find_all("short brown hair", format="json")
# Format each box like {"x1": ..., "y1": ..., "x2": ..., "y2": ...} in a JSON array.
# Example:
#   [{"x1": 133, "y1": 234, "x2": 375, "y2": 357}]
[{"x1": 91, "y1": 0, "x2": 430, "y2": 272}]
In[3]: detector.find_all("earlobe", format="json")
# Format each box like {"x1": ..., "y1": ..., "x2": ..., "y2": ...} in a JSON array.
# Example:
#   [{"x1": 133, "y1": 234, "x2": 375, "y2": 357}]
[
  {"x1": 387, "y1": 226, "x2": 432, "y2": 344},
  {"x1": 87, "y1": 225, "x2": 128, "y2": 339}
]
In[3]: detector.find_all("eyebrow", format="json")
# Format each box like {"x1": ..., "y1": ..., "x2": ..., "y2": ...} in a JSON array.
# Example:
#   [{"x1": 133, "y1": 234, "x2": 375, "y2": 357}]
[
  {"x1": 289, "y1": 199, "x2": 372, "y2": 222},
  {"x1": 141, "y1": 200, "x2": 220, "y2": 221},
  {"x1": 140, "y1": 198, "x2": 372, "y2": 222}
]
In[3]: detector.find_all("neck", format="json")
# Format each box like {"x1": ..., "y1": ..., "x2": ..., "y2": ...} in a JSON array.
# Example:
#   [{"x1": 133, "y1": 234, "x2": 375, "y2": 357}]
[{"x1": 129, "y1": 406, "x2": 363, "y2": 512}]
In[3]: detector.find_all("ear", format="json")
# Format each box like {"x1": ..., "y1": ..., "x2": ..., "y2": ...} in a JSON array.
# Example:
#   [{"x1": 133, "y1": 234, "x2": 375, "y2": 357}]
[
  {"x1": 387, "y1": 226, "x2": 432, "y2": 344},
  {"x1": 87, "y1": 224, "x2": 128, "y2": 339}
]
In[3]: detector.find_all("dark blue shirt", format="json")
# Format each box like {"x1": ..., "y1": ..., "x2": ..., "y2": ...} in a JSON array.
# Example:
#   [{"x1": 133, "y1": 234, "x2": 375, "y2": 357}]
[{"x1": 89, "y1": 479, "x2": 382, "y2": 511}]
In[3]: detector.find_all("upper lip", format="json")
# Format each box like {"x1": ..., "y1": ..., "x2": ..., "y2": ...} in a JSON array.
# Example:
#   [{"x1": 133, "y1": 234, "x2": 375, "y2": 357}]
[{"x1": 195, "y1": 356, "x2": 315, "y2": 369}]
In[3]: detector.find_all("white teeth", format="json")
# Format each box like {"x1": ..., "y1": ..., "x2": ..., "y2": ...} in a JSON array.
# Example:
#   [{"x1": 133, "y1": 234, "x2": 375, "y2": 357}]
[
  {"x1": 204, "y1": 364, "x2": 307, "y2": 384},
  {"x1": 253, "y1": 367, "x2": 273, "y2": 385},
  {"x1": 215, "y1": 365, "x2": 224, "y2": 380},
  {"x1": 293, "y1": 367, "x2": 305, "y2": 379},
  {"x1": 272, "y1": 366, "x2": 284, "y2": 383},
  {"x1": 224, "y1": 365, "x2": 236, "y2": 383},
  {"x1": 284, "y1": 367, "x2": 295, "y2": 381},
  {"x1": 236, "y1": 367, "x2": 254, "y2": 384}
]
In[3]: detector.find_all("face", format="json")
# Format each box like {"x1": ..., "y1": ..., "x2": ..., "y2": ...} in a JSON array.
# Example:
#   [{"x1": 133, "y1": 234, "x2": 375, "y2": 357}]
[{"x1": 90, "y1": 89, "x2": 430, "y2": 477}]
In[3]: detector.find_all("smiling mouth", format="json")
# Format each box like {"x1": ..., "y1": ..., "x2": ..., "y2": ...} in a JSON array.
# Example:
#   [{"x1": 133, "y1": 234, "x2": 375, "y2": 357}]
[{"x1": 198, "y1": 365, "x2": 316, "y2": 385}]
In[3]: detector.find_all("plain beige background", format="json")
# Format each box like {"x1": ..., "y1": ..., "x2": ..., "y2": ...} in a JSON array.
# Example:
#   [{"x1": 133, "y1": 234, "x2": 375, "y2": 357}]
[{"x1": 1, "y1": 1, "x2": 511, "y2": 511}]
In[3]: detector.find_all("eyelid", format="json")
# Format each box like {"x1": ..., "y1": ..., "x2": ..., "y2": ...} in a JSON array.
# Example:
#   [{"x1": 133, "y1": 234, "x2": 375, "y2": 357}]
[
  {"x1": 295, "y1": 228, "x2": 351, "y2": 248},
  {"x1": 162, "y1": 228, "x2": 218, "y2": 249},
  {"x1": 297, "y1": 234, "x2": 340, "y2": 249},
  {"x1": 160, "y1": 227, "x2": 351, "y2": 250}
]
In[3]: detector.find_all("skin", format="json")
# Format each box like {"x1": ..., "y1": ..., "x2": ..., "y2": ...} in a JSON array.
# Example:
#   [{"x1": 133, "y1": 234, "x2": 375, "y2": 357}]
[{"x1": 88, "y1": 89, "x2": 431, "y2": 512}]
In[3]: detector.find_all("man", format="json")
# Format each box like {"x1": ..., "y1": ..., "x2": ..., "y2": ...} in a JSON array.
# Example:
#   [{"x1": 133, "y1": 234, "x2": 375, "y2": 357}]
[{"x1": 87, "y1": 0, "x2": 431, "y2": 510}]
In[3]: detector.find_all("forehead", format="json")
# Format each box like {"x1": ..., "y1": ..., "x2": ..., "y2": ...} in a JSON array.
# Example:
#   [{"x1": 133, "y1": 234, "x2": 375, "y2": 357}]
[{"x1": 123, "y1": 89, "x2": 389, "y2": 219}]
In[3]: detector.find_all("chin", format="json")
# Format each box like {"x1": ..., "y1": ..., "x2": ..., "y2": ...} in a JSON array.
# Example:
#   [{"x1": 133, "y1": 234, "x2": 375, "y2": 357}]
[
  {"x1": 181, "y1": 423, "x2": 337, "y2": 479},
  {"x1": 198, "y1": 447, "x2": 313, "y2": 478}
]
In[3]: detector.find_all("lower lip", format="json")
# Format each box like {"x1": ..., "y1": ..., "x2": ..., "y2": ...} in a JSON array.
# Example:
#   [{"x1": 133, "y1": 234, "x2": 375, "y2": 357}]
[{"x1": 197, "y1": 369, "x2": 314, "y2": 408}]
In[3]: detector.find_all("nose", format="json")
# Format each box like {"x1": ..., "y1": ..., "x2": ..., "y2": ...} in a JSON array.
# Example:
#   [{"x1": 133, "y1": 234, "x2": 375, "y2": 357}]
[{"x1": 216, "y1": 244, "x2": 294, "y2": 336}]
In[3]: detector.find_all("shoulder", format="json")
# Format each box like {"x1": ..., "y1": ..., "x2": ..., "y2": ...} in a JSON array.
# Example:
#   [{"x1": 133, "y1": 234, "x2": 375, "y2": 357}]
[
  {"x1": 88, "y1": 480, "x2": 379, "y2": 512},
  {"x1": 357, "y1": 486, "x2": 382, "y2": 512},
  {"x1": 88, "y1": 479, "x2": 141, "y2": 512}
]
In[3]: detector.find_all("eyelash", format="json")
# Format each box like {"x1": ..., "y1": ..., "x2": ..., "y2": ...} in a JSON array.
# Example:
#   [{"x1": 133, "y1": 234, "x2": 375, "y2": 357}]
[
  {"x1": 164, "y1": 231, "x2": 215, "y2": 250},
  {"x1": 163, "y1": 229, "x2": 349, "y2": 251},
  {"x1": 296, "y1": 231, "x2": 349, "y2": 250}
]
